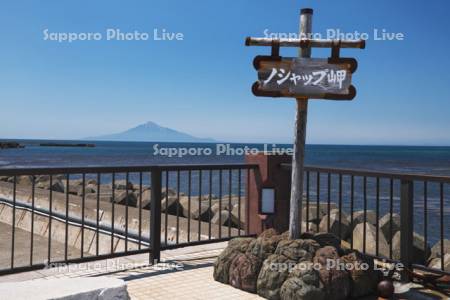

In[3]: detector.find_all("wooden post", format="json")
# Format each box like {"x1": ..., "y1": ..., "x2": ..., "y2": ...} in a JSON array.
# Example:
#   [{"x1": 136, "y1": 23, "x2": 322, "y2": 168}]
[{"x1": 289, "y1": 8, "x2": 313, "y2": 239}]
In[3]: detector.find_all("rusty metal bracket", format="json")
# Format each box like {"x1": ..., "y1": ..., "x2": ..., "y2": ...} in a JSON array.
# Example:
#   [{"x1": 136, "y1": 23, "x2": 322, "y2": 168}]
[
  {"x1": 331, "y1": 40, "x2": 342, "y2": 61},
  {"x1": 271, "y1": 40, "x2": 280, "y2": 58}
]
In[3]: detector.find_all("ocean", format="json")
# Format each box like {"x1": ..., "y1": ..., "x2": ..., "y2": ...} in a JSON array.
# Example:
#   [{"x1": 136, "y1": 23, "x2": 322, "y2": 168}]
[
  {"x1": 0, "y1": 140, "x2": 449, "y2": 245},
  {"x1": 1, "y1": 140, "x2": 450, "y2": 175}
]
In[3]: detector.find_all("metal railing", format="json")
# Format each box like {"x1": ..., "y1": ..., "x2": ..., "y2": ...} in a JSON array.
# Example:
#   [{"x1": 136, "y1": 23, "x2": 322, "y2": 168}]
[
  {"x1": 281, "y1": 164, "x2": 450, "y2": 277},
  {"x1": 0, "y1": 164, "x2": 257, "y2": 275}
]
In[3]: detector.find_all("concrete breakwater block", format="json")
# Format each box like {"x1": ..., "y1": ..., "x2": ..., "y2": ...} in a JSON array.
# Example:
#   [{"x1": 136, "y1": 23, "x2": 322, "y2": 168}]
[{"x1": 0, "y1": 277, "x2": 129, "y2": 300}]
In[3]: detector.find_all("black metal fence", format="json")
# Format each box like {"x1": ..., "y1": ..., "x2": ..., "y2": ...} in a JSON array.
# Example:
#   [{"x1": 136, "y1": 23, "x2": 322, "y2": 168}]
[
  {"x1": 0, "y1": 164, "x2": 257, "y2": 275},
  {"x1": 0, "y1": 162, "x2": 448, "y2": 277},
  {"x1": 281, "y1": 164, "x2": 450, "y2": 276}
]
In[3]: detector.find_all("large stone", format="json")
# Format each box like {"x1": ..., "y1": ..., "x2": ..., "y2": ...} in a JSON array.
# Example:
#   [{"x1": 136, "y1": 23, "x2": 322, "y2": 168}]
[
  {"x1": 213, "y1": 237, "x2": 254, "y2": 284},
  {"x1": 113, "y1": 191, "x2": 138, "y2": 207},
  {"x1": 313, "y1": 246, "x2": 351, "y2": 300},
  {"x1": 229, "y1": 253, "x2": 263, "y2": 293},
  {"x1": 392, "y1": 232, "x2": 431, "y2": 264},
  {"x1": 161, "y1": 196, "x2": 182, "y2": 215},
  {"x1": 429, "y1": 239, "x2": 450, "y2": 261},
  {"x1": 301, "y1": 221, "x2": 318, "y2": 234},
  {"x1": 341, "y1": 251, "x2": 381, "y2": 298},
  {"x1": 114, "y1": 180, "x2": 133, "y2": 190},
  {"x1": 140, "y1": 189, "x2": 152, "y2": 209},
  {"x1": 280, "y1": 267, "x2": 325, "y2": 300},
  {"x1": 247, "y1": 233, "x2": 284, "y2": 261},
  {"x1": 259, "y1": 228, "x2": 279, "y2": 239},
  {"x1": 257, "y1": 254, "x2": 296, "y2": 300},
  {"x1": 221, "y1": 195, "x2": 240, "y2": 207},
  {"x1": 211, "y1": 210, "x2": 240, "y2": 228},
  {"x1": 86, "y1": 193, "x2": 112, "y2": 203},
  {"x1": 352, "y1": 222, "x2": 389, "y2": 258},
  {"x1": 36, "y1": 178, "x2": 65, "y2": 193},
  {"x1": 311, "y1": 233, "x2": 342, "y2": 252},
  {"x1": 350, "y1": 210, "x2": 377, "y2": 228},
  {"x1": 428, "y1": 254, "x2": 450, "y2": 272},
  {"x1": 302, "y1": 203, "x2": 337, "y2": 224},
  {"x1": 0, "y1": 277, "x2": 129, "y2": 300},
  {"x1": 231, "y1": 203, "x2": 245, "y2": 229},
  {"x1": 16, "y1": 175, "x2": 34, "y2": 186},
  {"x1": 140, "y1": 188, "x2": 176, "y2": 210},
  {"x1": 86, "y1": 178, "x2": 97, "y2": 186},
  {"x1": 65, "y1": 179, "x2": 83, "y2": 195},
  {"x1": 227, "y1": 237, "x2": 255, "y2": 253},
  {"x1": 313, "y1": 245, "x2": 339, "y2": 263},
  {"x1": 211, "y1": 198, "x2": 234, "y2": 214},
  {"x1": 379, "y1": 213, "x2": 401, "y2": 242},
  {"x1": 319, "y1": 209, "x2": 351, "y2": 240},
  {"x1": 76, "y1": 185, "x2": 96, "y2": 196},
  {"x1": 211, "y1": 202, "x2": 222, "y2": 215},
  {"x1": 274, "y1": 239, "x2": 320, "y2": 262},
  {"x1": 179, "y1": 196, "x2": 213, "y2": 221}
]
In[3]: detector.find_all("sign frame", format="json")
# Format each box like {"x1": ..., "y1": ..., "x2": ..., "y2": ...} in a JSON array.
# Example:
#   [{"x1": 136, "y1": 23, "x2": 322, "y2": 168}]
[{"x1": 252, "y1": 55, "x2": 358, "y2": 100}]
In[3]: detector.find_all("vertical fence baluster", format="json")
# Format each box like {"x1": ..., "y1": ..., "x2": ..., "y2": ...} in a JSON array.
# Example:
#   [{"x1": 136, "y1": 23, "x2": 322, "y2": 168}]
[
  {"x1": 376, "y1": 177, "x2": 380, "y2": 257},
  {"x1": 30, "y1": 176, "x2": 35, "y2": 266},
  {"x1": 176, "y1": 170, "x2": 180, "y2": 244},
  {"x1": 11, "y1": 176, "x2": 16, "y2": 269},
  {"x1": 306, "y1": 171, "x2": 310, "y2": 231},
  {"x1": 96, "y1": 173, "x2": 100, "y2": 256},
  {"x1": 389, "y1": 178, "x2": 394, "y2": 259},
  {"x1": 246, "y1": 169, "x2": 251, "y2": 235},
  {"x1": 219, "y1": 170, "x2": 222, "y2": 239},
  {"x1": 125, "y1": 172, "x2": 129, "y2": 252},
  {"x1": 327, "y1": 173, "x2": 331, "y2": 232},
  {"x1": 164, "y1": 171, "x2": 169, "y2": 246},
  {"x1": 30, "y1": 176, "x2": 36, "y2": 266},
  {"x1": 187, "y1": 170, "x2": 191, "y2": 242},
  {"x1": 48, "y1": 175, "x2": 53, "y2": 264},
  {"x1": 208, "y1": 170, "x2": 212, "y2": 239},
  {"x1": 111, "y1": 173, "x2": 115, "y2": 254},
  {"x1": 81, "y1": 174, "x2": 85, "y2": 258},
  {"x1": 238, "y1": 169, "x2": 242, "y2": 237},
  {"x1": 440, "y1": 183, "x2": 444, "y2": 271},
  {"x1": 139, "y1": 172, "x2": 143, "y2": 250},
  {"x1": 338, "y1": 174, "x2": 343, "y2": 240},
  {"x1": 228, "y1": 169, "x2": 232, "y2": 238},
  {"x1": 64, "y1": 175, "x2": 69, "y2": 261},
  {"x1": 316, "y1": 172, "x2": 320, "y2": 232},
  {"x1": 350, "y1": 175, "x2": 354, "y2": 249},
  {"x1": 424, "y1": 181, "x2": 428, "y2": 259},
  {"x1": 363, "y1": 176, "x2": 367, "y2": 254},
  {"x1": 199, "y1": 170, "x2": 203, "y2": 241}
]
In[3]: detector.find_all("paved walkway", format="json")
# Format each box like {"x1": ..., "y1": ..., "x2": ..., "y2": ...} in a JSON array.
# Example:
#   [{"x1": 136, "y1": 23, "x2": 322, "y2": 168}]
[
  {"x1": 0, "y1": 241, "x2": 448, "y2": 300},
  {"x1": 0, "y1": 242, "x2": 262, "y2": 300}
]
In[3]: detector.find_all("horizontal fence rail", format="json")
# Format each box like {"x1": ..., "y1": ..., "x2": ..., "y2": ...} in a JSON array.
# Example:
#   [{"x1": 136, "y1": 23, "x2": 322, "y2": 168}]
[
  {"x1": 0, "y1": 164, "x2": 257, "y2": 275},
  {"x1": 281, "y1": 164, "x2": 450, "y2": 277}
]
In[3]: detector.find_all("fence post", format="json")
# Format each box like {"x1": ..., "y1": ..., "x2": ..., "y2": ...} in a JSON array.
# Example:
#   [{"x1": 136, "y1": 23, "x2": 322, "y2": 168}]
[
  {"x1": 400, "y1": 179, "x2": 414, "y2": 281},
  {"x1": 150, "y1": 167, "x2": 162, "y2": 264}
]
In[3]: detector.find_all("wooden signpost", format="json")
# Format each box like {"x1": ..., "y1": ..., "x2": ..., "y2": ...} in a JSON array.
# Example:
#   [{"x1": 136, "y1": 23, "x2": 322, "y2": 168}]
[
  {"x1": 246, "y1": 8, "x2": 364, "y2": 239},
  {"x1": 253, "y1": 57, "x2": 357, "y2": 99}
]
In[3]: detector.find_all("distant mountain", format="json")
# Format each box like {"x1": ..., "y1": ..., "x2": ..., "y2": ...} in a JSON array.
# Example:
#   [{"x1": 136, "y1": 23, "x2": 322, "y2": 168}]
[{"x1": 85, "y1": 121, "x2": 215, "y2": 143}]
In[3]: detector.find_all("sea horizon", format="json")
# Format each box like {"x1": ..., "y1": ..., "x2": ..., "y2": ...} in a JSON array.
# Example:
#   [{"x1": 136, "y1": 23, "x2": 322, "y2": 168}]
[{"x1": 1, "y1": 139, "x2": 450, "y2": 177}]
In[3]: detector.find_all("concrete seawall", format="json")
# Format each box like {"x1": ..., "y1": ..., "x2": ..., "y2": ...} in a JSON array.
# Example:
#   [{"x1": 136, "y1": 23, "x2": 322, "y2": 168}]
[{"x1": 0, "y1": 181, "x2": 243, "y2": 266}]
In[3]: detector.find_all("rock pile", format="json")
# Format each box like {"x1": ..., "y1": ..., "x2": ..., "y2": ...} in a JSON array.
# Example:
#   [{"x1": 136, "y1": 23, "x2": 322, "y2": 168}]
[
  {"x1": 300, "y1": 204, "x2": 448, "y2": 271},
  {"x1": 0, "y1": 175, "x2": 247, "y2": 230},
  {"x1": 214, "y1": 229, "x2": 382, "y2": 300}
]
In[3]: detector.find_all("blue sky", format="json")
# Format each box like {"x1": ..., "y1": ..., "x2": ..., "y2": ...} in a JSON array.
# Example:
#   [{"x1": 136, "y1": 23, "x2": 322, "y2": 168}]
[{"x1": 0, "y1": 0, "x2": 449, "y2": 145}]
